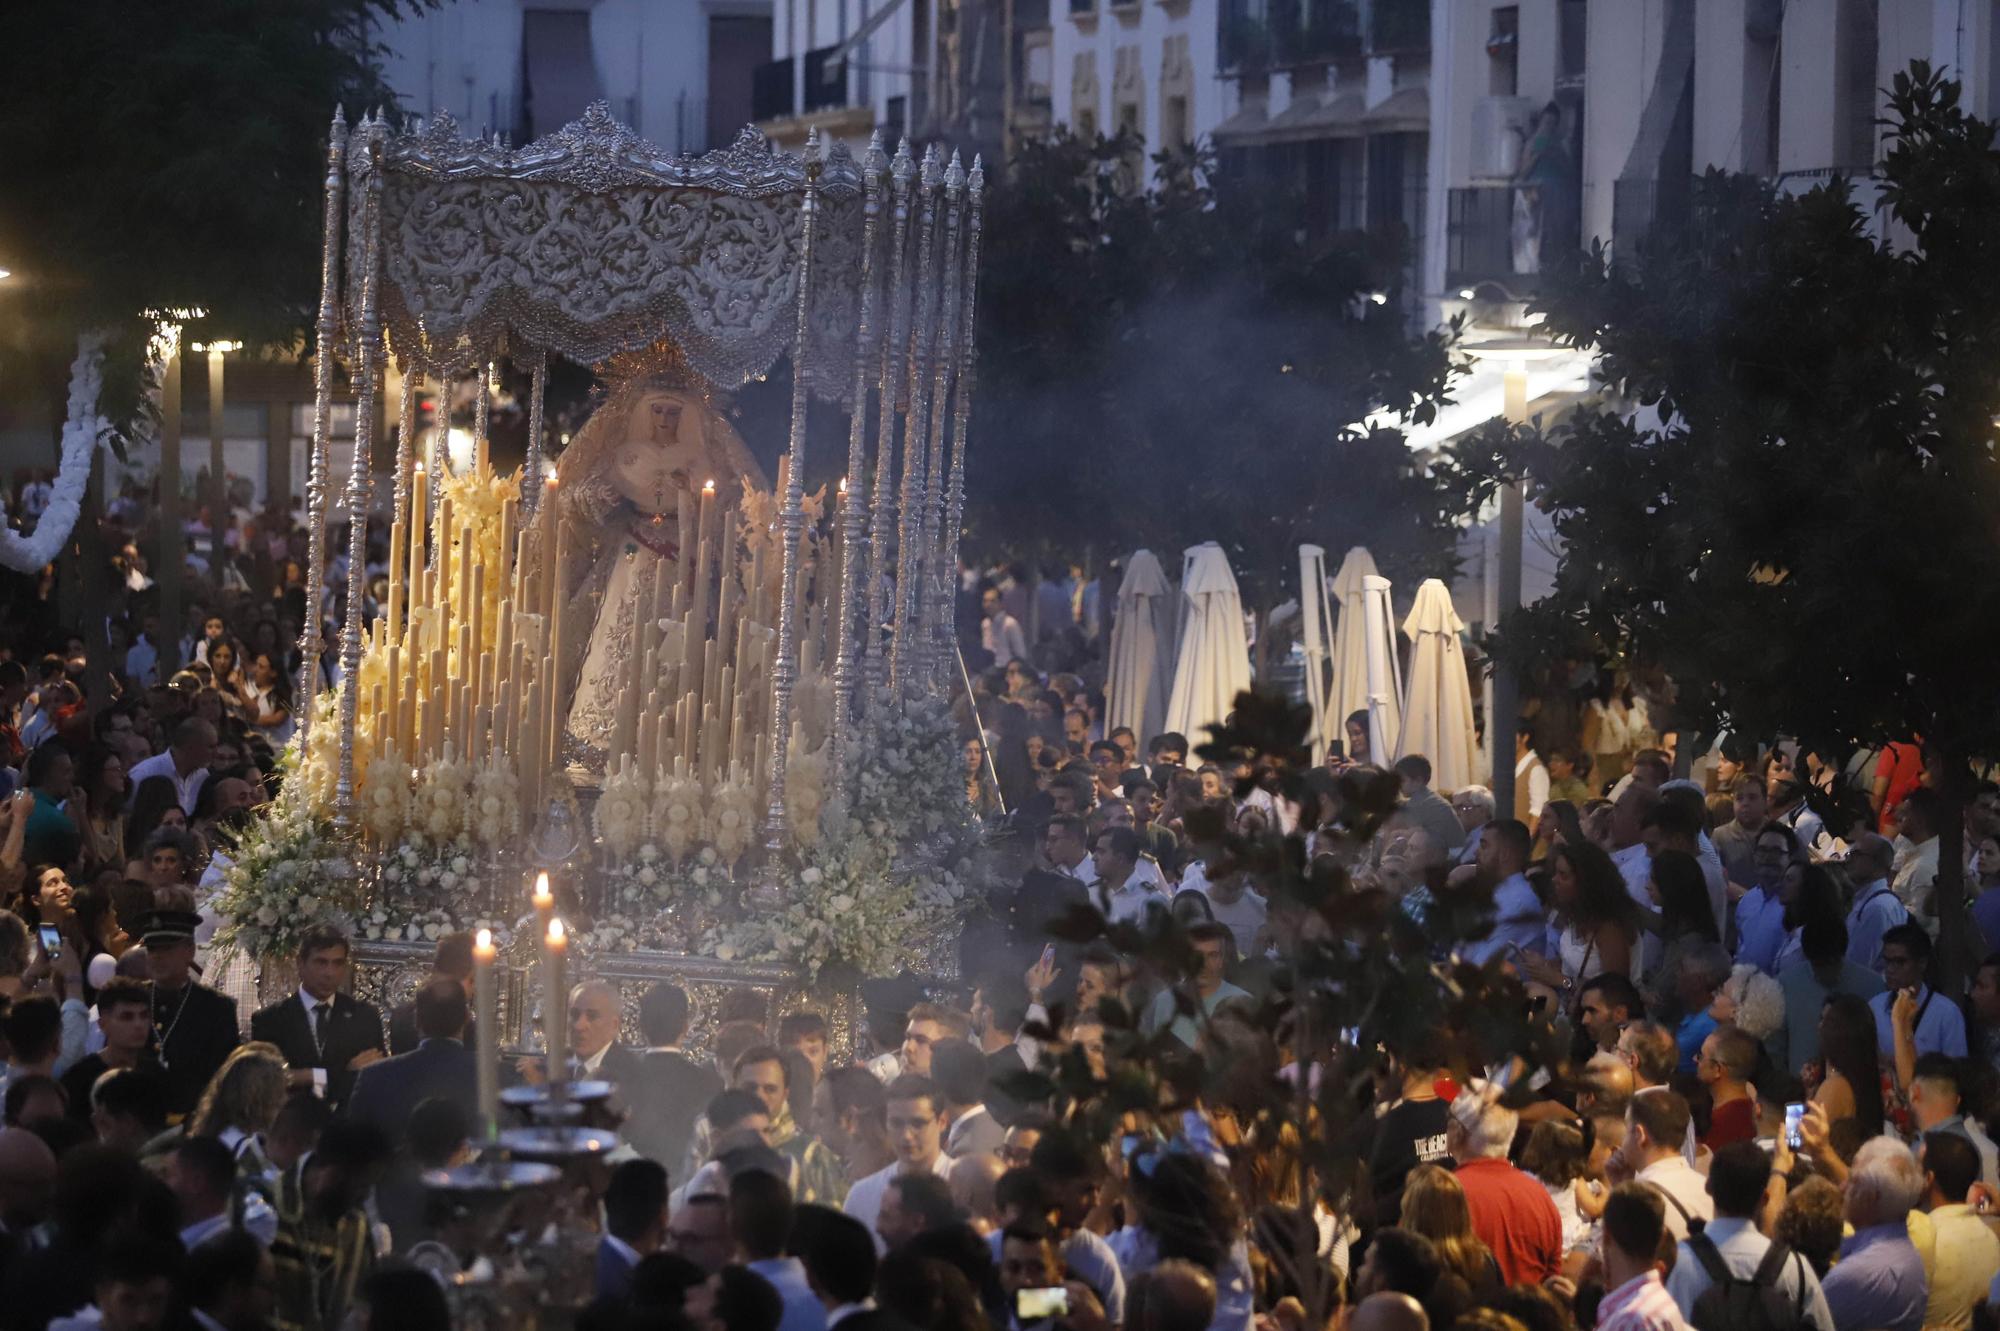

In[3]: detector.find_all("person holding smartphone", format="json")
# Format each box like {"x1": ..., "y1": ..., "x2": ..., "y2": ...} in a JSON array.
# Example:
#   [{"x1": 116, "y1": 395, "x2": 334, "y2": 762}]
[{"x1": 999, "y1": 1219, "x2": 1110, "y2": 1331}]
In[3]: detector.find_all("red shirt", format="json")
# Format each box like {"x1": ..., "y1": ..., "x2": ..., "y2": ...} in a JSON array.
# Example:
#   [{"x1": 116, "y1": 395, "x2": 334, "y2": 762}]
[
  {"x1": 1454, "y1": 1156, "x2": 1563, "y2": 1286},
  {"x1": 1703, "y1": 1095, "x2": 1757, "y2": 1149},
  {"x1": 1877, "y1": 742, "x2": 1924, "y2": 834}
]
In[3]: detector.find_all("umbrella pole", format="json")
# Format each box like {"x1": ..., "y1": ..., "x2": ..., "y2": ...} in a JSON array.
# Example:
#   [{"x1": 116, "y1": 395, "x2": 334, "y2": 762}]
[{"x1": 953, "y1": 642, "x2": 1007, "y2": 817}]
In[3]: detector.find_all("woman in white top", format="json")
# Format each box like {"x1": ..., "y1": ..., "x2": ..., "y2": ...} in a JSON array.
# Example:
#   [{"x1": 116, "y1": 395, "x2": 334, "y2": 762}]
[
  {"x1": 1581, "y1": 680, "x2": 1632, "y2": 795},
  {"x1": 239, "y1": 650, "x2": 296, "y2": 750},
  {"x1": 1525, "y1": 840, "x2": 1644, "y2": 992}
]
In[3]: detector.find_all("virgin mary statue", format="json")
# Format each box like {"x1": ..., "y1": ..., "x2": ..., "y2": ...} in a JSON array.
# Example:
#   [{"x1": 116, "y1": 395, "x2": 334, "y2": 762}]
[{"x1": 551, "y1": 371, "x2": 766, "y2": 769}]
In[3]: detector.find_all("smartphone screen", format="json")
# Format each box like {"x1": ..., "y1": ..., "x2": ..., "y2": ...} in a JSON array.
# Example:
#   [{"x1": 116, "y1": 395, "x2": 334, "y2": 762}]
[
  {"x1": 1016, "y1": 1288, "x2": 1068, "y2": 1321},
  {"x1": 1784, "y1": 1102, "x2": 1805, "y2": 1149},
  {"x1": 36, "y1": 924, "x2": 60, "y2": 959}
]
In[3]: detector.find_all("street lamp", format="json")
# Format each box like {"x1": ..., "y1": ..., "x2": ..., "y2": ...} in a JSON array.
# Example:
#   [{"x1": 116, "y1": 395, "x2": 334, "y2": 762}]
[{"x1": 1459, "y1": 332, "x2": 1575, "y2": 817}]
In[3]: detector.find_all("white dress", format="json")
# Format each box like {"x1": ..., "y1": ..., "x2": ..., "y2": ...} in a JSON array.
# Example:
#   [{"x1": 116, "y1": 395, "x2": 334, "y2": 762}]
[{"x1": 567, "y1": 542, "x2": 675, "y2": 756}]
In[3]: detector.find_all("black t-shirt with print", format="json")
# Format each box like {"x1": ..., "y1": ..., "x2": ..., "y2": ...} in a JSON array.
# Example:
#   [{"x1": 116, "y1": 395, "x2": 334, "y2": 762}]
[{"x1": 1367, "y1": 1097, "x2": 1453, "y2": 1228}]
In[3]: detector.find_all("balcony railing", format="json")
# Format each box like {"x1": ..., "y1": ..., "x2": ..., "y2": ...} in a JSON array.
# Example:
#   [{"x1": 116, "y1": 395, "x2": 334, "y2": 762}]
[
  {"x1": 1446, "y1": 184, "x2": 1578, "y2": 296},
  {"x1": 752, "y1": 57, "x2": 795, "y2": 121},
  {"x1": 1219, "y1": 0, "x2": 1360, "y2": 71}
]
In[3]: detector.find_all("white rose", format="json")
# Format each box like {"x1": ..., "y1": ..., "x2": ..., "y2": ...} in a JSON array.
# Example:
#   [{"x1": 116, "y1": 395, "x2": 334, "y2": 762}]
[
  {"x1": 424, "y1": 922, "x2": 443, "y2": 940},
  {"x1": 440, "y1": 871, "x2": 459, "y2": 890},
  {"x1": 715, "y1": 944, "x2": 737, "y2": 962},
  {"x1": 829, "y1": 894, "x2": 855, "y2": 915},
  {"x1": 365, "y1": 926, "x2": 382, "y2": 939},
  {"x1": 405, "y1": 924, "x2": 423, "y2": 940},
  {"x1": 800, "y1": 867, "x2": 823, "y2": 886},
  {"x1": 256, "y1": 905, "x2": 279, "y2": 926},
  {"x1": 451, "y1": 855, "x2": 470, "y2": 875},
  {"x1": 638, "y1": 867, "x2": 657, "y2": 886}
]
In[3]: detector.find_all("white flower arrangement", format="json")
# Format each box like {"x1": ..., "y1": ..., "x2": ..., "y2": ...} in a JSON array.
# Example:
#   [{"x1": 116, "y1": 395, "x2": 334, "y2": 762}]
[
  {"x1": 362, "y1": 746, "x2": 411, "y2": 844},
  {"x1": 705, "y1": 764, "x2": 759, "y2": 868},
  {"x1": 595, "y1": 757, "x2": 650, "y2": 859},
  {"x1": 414, "y1": 745, "x2": 472, "y2": 842},
  {"x1": 213, "y1": 742, "x2": 364, "y2": 961},
  {"x1": 469, "y1": 758, "x2": 521, "y2": 846},
  {"x1": 785, "y1": 729, "x2": 829, "y2": 848},
  {"x1": 650, "y1": 764, "x2": 704, "y2": 865}
]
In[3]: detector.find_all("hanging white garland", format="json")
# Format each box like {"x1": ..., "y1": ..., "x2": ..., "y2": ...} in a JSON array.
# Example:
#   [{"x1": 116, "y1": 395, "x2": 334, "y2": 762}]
[{"x1": 0, "y1": 331, "x2": 110, "y2": 574}]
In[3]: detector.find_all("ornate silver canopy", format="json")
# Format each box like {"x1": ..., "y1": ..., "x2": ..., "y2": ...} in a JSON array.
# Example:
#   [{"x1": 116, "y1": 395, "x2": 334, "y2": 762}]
[{"x1": 303, "y1": 103, "x2": 986, "y2": 886}]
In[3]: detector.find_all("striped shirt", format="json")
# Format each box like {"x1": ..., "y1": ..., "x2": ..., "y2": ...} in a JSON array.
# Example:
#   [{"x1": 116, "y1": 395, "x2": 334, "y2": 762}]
[{"x1": 1596, "y1": 1271, "x2": 1692, "y2": 1331}]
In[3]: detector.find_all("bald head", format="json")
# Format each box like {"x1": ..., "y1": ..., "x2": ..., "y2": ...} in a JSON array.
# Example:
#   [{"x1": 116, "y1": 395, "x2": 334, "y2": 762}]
[
  {"x1": 1349, "y1": 1292, "x2": 1428, "y2": 1331},
  {"x1": 1847, "y1": 832, "x2": 1895, "y2": 883},
  {"x1": 0, "y1": 1127, "x2": 57, "y2": 1228},
  {"x1": 1584, "y1": 1050, "x2": 1636, "y2": 1114},
  {"x1": 949, "y1": 1151, "x2": 1005, "y2": 1226},
  {"x1": 1131, "y1": 1261, "x2": 1218, "y2": 1331}
]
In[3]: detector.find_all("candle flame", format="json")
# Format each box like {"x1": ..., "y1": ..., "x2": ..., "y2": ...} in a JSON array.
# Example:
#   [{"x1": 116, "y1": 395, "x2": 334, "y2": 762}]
[
  {"x1": 475, "y1": 927, "x2": 493, "y2": 949},
  {"x1": 838, "y1": 476, "x2": 848, "y2": 493},
  {"x1": 414, "y1": 462, "x2": 426, "y2": 475},
  {"x1": 547, "y1": 918, "x2": 566, "y2": 944},
  {"x1": 703, "y1": 479, "x2": 716, "y2": 493},
  {"x1": 532, "y1": 871, "x2": 553, "y2": 905}
]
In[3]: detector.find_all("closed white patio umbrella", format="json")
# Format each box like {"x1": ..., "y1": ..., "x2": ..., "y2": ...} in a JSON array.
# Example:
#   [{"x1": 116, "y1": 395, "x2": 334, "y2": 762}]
[
  {"x1": 1330, "y1": 547, "x2": 1399, "y2": 763},
  {"x1": 1396, "y1": 577, "x2": 1480, "y2": 793},
  {"x1": 1164, "y1": 543, "x2": 1252, "y2": 744},
  {"x1": 1106, "y1": 550, "x2": 1176, "y2": 744}
]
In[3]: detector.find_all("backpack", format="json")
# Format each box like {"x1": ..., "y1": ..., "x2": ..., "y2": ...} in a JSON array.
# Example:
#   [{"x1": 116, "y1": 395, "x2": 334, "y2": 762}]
[{"x1": 1685, "y1": 1231, "x2": 1811, "y2": 1331}]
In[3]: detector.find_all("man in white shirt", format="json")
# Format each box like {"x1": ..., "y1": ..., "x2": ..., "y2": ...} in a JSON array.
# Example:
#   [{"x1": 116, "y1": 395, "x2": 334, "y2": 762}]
[
  {"x1": 1665, "y1": 1140, "x2": 1832, "y2": 1326},
  {"x1": 1194, "y1": 868, "x2": 1268, "y2": 960},
  {"x1": 844, "y1": 1074, "x2": 953, "y2": 1241},
  {"x1": 126, "y1": 717, "x2": 215, "y2": 816},
  {"x1": 1041, "y1": 816, "x2": 1097, "y2": 890},
  {"x1": 1087, "y1": 828, "x2": 1164, "y2": 927},
  {"x1": 1451, "y1": 786, "x2": 1496, "y2": 867},
  {"x1": 1622, "y1": 1088, "x2": 1713, "y2": 1240},
  {"x1": 1460, "y1": 819, "x2": 1544, "y2": 967},
  {"x1": 1608, "y1": 785, "x2": 1659, "y2": 909},
  {"x1": 1891, "y1": 790, "x2": 1942, "y2": 919},
  {"x1": 1514, "y1": 726, "x2": 1550, "y2": 824},
  {"x1": 981, "y1": 587, "x2": 1028, "y2": 666}
]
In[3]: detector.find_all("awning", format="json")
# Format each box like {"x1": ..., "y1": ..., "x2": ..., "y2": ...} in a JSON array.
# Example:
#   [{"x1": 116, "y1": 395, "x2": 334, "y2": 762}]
[
  {"x1": 1211, "y1": 98, "x2": 1270, "y2": 144},
  {"x1": 1363, "y1": 86, "x2": 1428, "y2": 133},
  {"x1": 1260, "y1": 91, "x2": 1326, "y2": 144},
  {"x1": 1305, "y1": 91, "x2": 1366, "y2": 137}
]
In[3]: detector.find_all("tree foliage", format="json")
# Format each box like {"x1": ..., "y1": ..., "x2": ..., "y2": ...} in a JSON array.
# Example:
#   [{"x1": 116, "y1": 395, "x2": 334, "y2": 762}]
[
  {"x1": 970, "y1": 133, "x2": 1469, "y2": 605},
  {"x1": 1473, "y1": 64, "x2": 2000, "y2": 766},
  {"x1": 1463, "y1": 64, "x2": 2000, "y2": 971},
  {"x1": 0, "y1": 1, "x2": 424, "y2": 423}
]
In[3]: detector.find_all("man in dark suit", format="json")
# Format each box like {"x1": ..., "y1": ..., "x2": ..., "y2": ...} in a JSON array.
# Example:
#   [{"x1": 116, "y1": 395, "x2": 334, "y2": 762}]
[
  {"x1": 622, "y1": 982, "x2": 722, "y2": 1169},
  {"x1": 347, "y1": 976, "x2": 477, "y2": 1143},
  {"x1": 250, "y1": 923, "x2": 385, "y2": 1107},
  {"x1": 799, "y1": 1205, "x2": 904, "y2": 1331},
  {"x1": 140, "y1": 909, "x2": 239, "y2": 1122},
  {"x1": 596, "y1": 1158, "x2": 669, "y2": 1302},
  {"x1": 387, "y1": 932, "x2": 477, "y2": 1055}
]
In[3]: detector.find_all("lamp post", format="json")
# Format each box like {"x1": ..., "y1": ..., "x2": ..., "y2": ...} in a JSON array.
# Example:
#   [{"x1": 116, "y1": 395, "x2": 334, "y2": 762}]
[{"x1": 1459, "y1": 334, "x2": 1571, "y2": 818}]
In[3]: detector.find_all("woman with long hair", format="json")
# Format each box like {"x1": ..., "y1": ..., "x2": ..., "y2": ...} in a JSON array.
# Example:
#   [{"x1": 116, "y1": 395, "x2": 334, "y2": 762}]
[
  {"x1": 1773, "y1": 862, "x2": 1845, "y2": 976},
  {"x1": 190, "y1": 1042, "x2": 290, "y2": 1184},
  {"x1": 1399, "y1": 1164, "x2": 1501, "y2": 1295},
  {"x1": 1519, "y1": 1120, "x2": 1590, "y2": 1261},
  {"x1": 963, "y1": 734, "x2": 1000, "y2": 820},
  {"x1": 1526, "y1": 840, "x2": 1640, "y2": 990},
  {"x1": 1642, "y1": 848, "x2": 1720, "y2": 983},
  {"x1": 240, "y1": 650, "x2": 295, "y2": 749},
  {"x1": 1110, "y1": 1150, "x2": 1255, "y2": 1331},
  {"x1": 68, "y1": 882, "x2": 127, "y2": 1001},
  {"x1": 1529, "y1": 799, "x2": 1586, "y2": 863},
  {"x1": 71, "y1": 745, "x2": 128, "y2": 875},
  {"x1": 1815, "y1": 992, "x2": 1887, "y2": 1142},
  {"x1": 124, "y1": 776, "x2": 186, "y2": 865}
]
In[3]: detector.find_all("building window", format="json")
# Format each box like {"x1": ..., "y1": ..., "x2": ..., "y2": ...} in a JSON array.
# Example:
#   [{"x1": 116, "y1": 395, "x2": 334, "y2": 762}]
[
  {"x1": 1163, "y1": 94, "x2": 1190, "y2": 147},
  {"x1": 885, "y1": 94, "x2": 908, "y2": 144},
  {"x1": 1487, "y1": 6, "x2": 1519, "y2": 96}
]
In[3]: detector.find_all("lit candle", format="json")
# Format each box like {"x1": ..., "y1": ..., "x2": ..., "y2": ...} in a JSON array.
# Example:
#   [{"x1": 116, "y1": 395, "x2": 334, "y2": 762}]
[
  {"x1": 473, "y1": 928, "x2": 499, "y2": 1136},
  {"x1": 543, "y1": 917, "x2": 568, "y2": 1085},
  {"x1": 532, "y1": 871, "x2": 554, "y2": 930}
]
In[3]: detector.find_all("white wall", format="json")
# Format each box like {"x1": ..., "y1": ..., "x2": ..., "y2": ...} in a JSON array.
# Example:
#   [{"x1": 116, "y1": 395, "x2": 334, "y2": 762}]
[
  {"x1": 1049, "y1": 0, "x2": 1226, "y2": 172},
  {"x1": 374, "y1": 0, "x2": 766, "y2": 154}
]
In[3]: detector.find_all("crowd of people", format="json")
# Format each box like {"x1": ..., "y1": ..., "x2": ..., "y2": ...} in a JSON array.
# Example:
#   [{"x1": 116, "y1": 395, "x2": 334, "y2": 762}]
[{"x1": 7, "y1": 485, "x2": 2000, "y2": 1331}]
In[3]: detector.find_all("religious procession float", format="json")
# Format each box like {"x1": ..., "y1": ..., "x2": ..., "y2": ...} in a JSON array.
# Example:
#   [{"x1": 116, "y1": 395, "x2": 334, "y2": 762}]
[{"x1": 215, "y1": 104, "x2": 993, "y2": 1048}]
